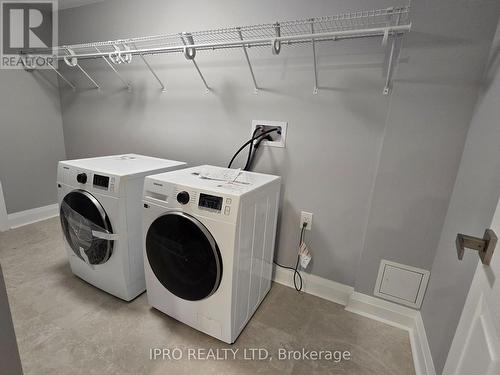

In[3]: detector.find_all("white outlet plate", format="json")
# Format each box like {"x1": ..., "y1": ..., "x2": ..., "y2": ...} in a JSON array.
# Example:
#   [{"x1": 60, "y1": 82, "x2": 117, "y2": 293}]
[
  {"x1": 251, "y1": 120, "x2": 287, "y2": 148},
  {"x1": 300, "y1": 211, "x2": 313, "y2": 230}
]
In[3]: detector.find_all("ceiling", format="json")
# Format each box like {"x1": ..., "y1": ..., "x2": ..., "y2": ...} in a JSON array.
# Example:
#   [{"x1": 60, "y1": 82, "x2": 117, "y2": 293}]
[{"x1": 59, "y1": 0, "x2": 106, "y2": 10}]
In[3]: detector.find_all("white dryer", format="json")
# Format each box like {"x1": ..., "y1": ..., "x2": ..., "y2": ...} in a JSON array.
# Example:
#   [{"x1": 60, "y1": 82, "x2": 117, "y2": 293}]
[
  {"x1": 57, "y1": 154, "x2": 186, "y2": 301},
  {"x1": 142, "y1": 165, "x2": 281, "y2": 343}
]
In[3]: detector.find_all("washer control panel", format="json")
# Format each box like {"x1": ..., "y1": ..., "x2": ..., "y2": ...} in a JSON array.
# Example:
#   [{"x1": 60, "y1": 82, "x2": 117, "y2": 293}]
[{"x1": 58, "y1": 165, "x2": 118, "y2": 195}]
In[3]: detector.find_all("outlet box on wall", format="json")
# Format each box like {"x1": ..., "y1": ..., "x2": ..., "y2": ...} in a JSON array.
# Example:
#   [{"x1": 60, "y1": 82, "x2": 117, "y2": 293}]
[
  {"x1": 251, "y1": 120, "x2": 287, "y2": 148},
  {"x1": 300, "y1": 211, "x2": 313, "y2": 230},
  {"x1": 374, "y1": 260, "x2": 430, "y2": 309}
]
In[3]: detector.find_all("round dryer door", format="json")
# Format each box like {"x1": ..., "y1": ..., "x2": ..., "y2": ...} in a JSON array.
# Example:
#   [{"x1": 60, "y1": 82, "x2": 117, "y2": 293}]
[
  {"x1": 146, "y1": 212, "x2": 222, "y2": 301},
  {"x1": 59, "y1": 190, "x2": 114, "y2": 265}
]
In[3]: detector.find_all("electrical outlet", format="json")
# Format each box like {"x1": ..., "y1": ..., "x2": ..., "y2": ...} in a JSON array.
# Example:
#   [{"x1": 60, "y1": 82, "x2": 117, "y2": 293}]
[
  {"x1": 251, "y1": 120, "x2": 287, "y2": 148},
  {"x1": 300, "y1": 211, "x2": 313, "y2": 230}
]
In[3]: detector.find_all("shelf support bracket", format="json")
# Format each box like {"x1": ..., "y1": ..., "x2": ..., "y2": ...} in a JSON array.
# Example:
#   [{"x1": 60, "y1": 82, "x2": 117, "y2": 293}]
[
  {"x1": 383, "y1": 10, "x2": 402, "y2": 95},
  {"x1": 76, "y1": 64, "x2": 100, "y2": 89},
  {"x1": 310, "y1": 19, "x2": 318, "y2": 95},
  {"x1": 22, "y1": 52, "x2": 75, "y2": 91},
  {"x1": 383, "y1": 32, "x2": 402, "y2": 95},
  {"x1": 63, "y1": 47, "x2": 99, "y2": 90},
  {"x1": 180, "y1": 33, "x2": 210, "y2": 93},
  {"x1": 381, "y1": 7, "x2": 394, "y2": 47},
  {"x1": 192, "y1": 60, "x2": 210, "y2": 93},
  {"x1": 140, "y1": 54, "x2": 166, "y2": 92},
  {"x1": 47, "y1": 62, "x2": 76, "y2": 90},
  {"x1": 95, "y1": 47, "x2": 131, "y2": 91},
  {"x1": 237, "y1": 28, "x2": 258, "y2": 94}
]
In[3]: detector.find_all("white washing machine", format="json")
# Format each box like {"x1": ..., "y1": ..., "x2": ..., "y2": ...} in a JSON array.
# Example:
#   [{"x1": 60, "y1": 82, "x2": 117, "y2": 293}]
[
  {"x1": 142, "y1": 165, "x2": 281, "y2": 343},
  {"x1": 57, "y1": 154, "x2": 186, "y2": 301}
]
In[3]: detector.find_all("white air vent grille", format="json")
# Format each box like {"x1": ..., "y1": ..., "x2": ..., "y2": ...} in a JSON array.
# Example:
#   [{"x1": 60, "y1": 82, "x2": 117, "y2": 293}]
[{"x1": 374, "y1": 260, "x2": 430, "y2": 309}]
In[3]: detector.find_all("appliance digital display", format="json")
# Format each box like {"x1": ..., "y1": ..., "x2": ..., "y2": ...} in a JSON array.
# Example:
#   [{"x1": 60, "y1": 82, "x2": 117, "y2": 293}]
[
  {"x1": 199, "y1": 193, "x2": 223, "y2": 211},
  {"x1": 93, "y1": 174, "x2": 110, "y2": 189}
]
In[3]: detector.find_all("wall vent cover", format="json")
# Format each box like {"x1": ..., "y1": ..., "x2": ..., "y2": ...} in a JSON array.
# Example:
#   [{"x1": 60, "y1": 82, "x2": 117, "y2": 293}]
[{"x1": 374, "y1": 260, "x2": 430, "y2": 309}]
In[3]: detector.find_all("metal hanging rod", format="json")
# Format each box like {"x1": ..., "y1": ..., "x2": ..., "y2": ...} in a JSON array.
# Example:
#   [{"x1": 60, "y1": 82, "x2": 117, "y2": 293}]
[
  {"x1": 49, "y1": 25, "x2": 410, "y2": 61},
  {"x1": 26, "y1": 6, "x2": 410, "y2": 94}
]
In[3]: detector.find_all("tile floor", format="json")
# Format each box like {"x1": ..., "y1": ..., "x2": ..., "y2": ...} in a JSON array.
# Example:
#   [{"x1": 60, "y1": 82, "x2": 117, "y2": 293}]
[{"x1": 0, "y1": 218, "x2": 415, "y2": 375}]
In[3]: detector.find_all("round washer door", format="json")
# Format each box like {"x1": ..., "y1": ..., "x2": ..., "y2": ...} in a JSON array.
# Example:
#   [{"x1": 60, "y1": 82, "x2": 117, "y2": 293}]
[
  {"x1": 146, "y1": 212, "x2": 222, "y2": 301},
  {"x1": 60, "y1": 190, "x2": 114, "y2": 265}
]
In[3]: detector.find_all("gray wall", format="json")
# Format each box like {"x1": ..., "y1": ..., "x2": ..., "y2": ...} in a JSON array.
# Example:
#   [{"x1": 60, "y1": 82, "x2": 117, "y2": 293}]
[
  {"x1": 421, "y1": 22, "x2": 500, "y2": 374},
  {"x1": 58, "y1": 0, "x2": 395, "y2": 286},
  {"x1": 0, "y1": 69, "x2": 66, "y2": 213},
  {"x1": 354, "y1": 0, "x2": 500, "y2": 294},
  {"x1": 58, "y1": 0, "x2": 500, "y2": 295}
]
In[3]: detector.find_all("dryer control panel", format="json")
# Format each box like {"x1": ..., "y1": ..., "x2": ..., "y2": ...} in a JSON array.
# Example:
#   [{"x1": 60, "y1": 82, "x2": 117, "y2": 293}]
[
  {"x1": 198, "y1": 194, "x2": 223, "y2": 211},
  {"x1": 142, "y1": 179, "x2": 238, "y2": 223},
  {"x1": 173, "y1": 187, "x2": 228, "y2": 215},
  {"x1": 93, "y1": 174, "x2": 110, "y2": 189}
]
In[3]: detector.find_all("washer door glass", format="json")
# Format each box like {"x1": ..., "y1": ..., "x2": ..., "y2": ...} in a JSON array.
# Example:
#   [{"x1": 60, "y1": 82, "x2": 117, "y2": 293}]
[
  {"x1": 60, "y1": 190, "x2": 114, "y2": 265},
  {"x1": 146, "y1": 212, "x2": 222, "y2": 301}
]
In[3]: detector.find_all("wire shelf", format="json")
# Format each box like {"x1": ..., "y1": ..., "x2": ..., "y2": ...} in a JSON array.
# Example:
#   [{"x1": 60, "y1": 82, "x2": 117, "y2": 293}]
[
  {"x1": 48, "y1": 6, "x2": 410, "y2": 58},
  {"x1": 25, "y1": 6, "x2": 411, "y2": 94}
]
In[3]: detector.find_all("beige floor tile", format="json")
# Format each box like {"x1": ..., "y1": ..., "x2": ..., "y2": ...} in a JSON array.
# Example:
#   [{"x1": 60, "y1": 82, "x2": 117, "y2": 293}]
[{"x1": 0, "y1": 218, "x2": 415, "y2": 375}]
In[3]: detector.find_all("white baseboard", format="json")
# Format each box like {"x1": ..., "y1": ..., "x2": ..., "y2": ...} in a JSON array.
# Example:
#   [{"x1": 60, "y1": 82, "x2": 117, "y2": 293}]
[
  {"x1": 273, "y1": 265, "x2": 354, "y2": 306},
  {"x1": 345, "y1": 291, "x2": 436, "y2": 375},
  {"x1": 410, "y1": 313, "x2": 437, "y2": 375},
  {"x1": 345, "y1": 291, "x2": 417, "y2": 330},
  {"x1": 272, "y1": 267, "x2": 436, "y2": 375},
  {"x1": 7, "y1": 204, "x2": 59, "y2": 229}
]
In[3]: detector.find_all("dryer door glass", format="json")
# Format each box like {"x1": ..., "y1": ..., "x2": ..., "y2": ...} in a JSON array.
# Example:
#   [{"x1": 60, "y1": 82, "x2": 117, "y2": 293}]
[
  {"x1": 59, "y1": 190, "x2": 114, "y2": 265},
  {"x1": 146, "y1": 212, "x2": 222, "y2": 301}
]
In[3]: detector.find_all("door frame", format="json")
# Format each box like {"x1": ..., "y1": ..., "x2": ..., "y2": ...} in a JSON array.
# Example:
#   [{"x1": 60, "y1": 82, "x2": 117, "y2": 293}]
[
  {"x1": 0, "y1": 181, "x2": 9, "y2": 232},
  {"x1": 443, "y1": 197, "x2": 500, "y2": 374}
]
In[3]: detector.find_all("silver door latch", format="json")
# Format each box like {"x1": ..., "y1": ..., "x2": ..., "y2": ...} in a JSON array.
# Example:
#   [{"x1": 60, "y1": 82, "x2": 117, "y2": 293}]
[{"x1": 456, "y1": 229, "x2": 497, "y2": 266}]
